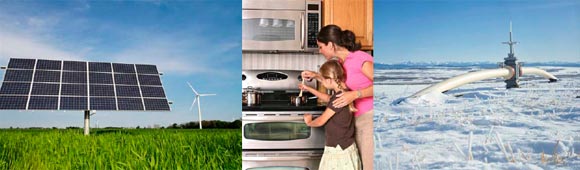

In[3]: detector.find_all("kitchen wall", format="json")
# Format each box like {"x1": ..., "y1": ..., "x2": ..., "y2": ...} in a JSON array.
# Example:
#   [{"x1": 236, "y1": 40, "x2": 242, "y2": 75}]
[{"x1": 242, "y1": 52, "x2": 326, "y2": 71}]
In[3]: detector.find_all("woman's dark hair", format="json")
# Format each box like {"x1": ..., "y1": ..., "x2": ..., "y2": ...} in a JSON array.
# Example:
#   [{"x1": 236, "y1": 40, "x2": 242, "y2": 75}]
[{"x1": 317, "y1": 25, "x2": 361, "y2": 52}]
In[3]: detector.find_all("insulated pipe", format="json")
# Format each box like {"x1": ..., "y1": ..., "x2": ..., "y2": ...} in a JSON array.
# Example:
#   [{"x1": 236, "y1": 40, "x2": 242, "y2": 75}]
[
  {"x1": 410, "y1": 68, "x2": 512, "y2": 98},
  {"x1": 521, "y1": 67, "x2": 558, "y2": 82},
  {"x1": 410, "y1": 67, "x2": 558, "y2": 98}
]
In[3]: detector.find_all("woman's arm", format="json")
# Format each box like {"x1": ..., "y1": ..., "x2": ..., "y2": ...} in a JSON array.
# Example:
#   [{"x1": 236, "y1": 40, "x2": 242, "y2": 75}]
[
  {"x1": 304, "y1": 108, "x2": 336, "y2": 127},
  {"x1": 332, "y1": 61, "x2": 374, "y2": 108},
  {"x1": 361, "y1": 61, "x2": 374, "y2": 81}
]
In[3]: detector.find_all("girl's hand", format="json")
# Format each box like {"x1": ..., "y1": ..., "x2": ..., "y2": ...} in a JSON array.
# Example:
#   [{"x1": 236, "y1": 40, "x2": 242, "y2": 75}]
[
  {"x1": 298, "y1": 84, "x2": 311, "y2": 92},
  {"x1": 301, "y1": 71, "x2": 317, "y2": 81},
  {"x1": 303, "y1": 114, "x2": 313, "y2": 125},
  {"x1": 332, "y1": 91, "x2": 357, "y2": 108}
]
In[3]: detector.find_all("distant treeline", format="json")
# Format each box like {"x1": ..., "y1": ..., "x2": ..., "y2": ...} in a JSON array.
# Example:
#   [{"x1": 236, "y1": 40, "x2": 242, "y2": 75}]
[
  {"x1": 167, "y1": 120, "x2": 242, "y2": 129},
  {"x1": 2, "y1": 119, "x2": 242, "y2": 129}
]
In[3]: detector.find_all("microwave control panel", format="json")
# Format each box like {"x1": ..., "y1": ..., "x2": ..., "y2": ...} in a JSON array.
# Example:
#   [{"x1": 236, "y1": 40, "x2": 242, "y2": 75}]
[
  {"x1": 307, "y1": 13, "x2": 319, "y2": 49},
  {"x1": 306, "y1": 1, "x2": 320, "y2": 50}
]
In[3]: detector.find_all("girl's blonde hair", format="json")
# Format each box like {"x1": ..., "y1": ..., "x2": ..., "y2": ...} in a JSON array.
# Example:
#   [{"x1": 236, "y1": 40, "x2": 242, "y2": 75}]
[{"x1": 319, "y1": 60, "x2": 357, "y2": 112}]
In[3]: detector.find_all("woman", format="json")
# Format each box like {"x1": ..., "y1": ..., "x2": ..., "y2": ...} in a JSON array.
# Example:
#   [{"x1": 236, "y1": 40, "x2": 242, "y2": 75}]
[{"x1": 299, "y1": 24, "x2": 374, "y2": 170}]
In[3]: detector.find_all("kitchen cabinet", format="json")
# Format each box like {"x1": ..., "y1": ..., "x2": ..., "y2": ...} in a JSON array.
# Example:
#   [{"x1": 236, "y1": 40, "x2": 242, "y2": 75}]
[{"x1": 322, "y1": 0, "x2": 373, "y2": 50}]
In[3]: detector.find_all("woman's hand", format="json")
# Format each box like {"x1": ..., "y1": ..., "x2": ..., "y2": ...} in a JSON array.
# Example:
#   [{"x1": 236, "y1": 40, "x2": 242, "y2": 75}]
[
  {"x1": 332, "y1": 91, "x2": 358, "y2": 108},
  {"x1": 301, "y1": 70, "x2": 318, "y2": 81}
]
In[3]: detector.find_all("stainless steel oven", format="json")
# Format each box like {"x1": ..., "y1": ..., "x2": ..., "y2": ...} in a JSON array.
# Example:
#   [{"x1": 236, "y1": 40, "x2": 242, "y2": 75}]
[
  {"x1": 243, "y1": 150, "x2": 323, "y2": 170},
  {"x1": 242, "y1": 68, "x2": 325, "y2": 170},
  {"x1": 242, "y1": 0, "x2": 321, "y2": 52},
  {"x1": 243, "y1": 111, "x2": 325, "y2": 150}
]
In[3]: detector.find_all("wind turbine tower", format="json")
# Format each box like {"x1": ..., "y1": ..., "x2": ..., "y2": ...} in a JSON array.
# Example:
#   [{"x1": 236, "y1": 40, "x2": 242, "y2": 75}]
[{"x1": 187, "y1": 82, "x2": 216, "y2": 129}]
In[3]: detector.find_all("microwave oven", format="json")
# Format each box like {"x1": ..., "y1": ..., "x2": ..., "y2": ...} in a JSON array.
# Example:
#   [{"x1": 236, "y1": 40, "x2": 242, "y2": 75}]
[{"x1": 242, "y1": 0, "x2": 321, "y2": 52}]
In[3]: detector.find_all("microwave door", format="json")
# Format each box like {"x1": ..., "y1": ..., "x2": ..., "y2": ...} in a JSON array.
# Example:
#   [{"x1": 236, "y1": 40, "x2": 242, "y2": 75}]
[{"x1": 243, "y1": 10, "x2": 304, "y2": 51}]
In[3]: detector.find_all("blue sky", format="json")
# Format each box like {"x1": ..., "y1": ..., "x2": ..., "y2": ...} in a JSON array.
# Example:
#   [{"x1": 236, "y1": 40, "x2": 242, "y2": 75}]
[
  {"x1": 0, "y1": 1, "x2": 241, "y2": 128},
  {"x1": 375, "y1": 0, "x2": 580, "y2": 64}
]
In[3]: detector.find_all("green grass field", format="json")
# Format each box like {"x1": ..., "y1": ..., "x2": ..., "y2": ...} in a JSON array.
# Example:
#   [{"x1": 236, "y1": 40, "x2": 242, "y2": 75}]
[{"x1": 0, "y1": 129, "x2": 241, "y2": 170}]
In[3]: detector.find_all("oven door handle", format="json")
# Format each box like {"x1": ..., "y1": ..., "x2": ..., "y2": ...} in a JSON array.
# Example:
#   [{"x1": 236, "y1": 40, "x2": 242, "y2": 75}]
[
  {"x1": 242, "y1": 117, "x2": 305, "y2": 121},
  {"x1": 243, "y1": 156, "x2": 321, "y2": 161}
]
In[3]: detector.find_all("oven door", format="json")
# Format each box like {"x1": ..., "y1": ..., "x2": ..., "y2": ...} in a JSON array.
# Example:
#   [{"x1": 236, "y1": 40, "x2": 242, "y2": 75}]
[
  {"x1": 243, "y1": 150, "x2": 323, "y2": 170},
  {"x1": 242, "y1": 10, "x2": 304, "y2": 51},
  {"x1": 242, "y1": 112, "x2": 325, "y2": 150}
]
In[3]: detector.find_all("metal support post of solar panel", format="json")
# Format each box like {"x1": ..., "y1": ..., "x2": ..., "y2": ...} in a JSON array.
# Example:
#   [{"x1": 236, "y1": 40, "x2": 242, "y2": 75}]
[{"x1": 0, "y1": 58, "x2": 171, "y2": 135}]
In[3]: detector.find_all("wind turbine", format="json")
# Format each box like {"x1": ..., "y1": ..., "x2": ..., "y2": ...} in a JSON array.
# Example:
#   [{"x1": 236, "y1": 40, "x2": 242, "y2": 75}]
[{"x1": 187, "y1": 82, "x2": 216, "y2": 129}]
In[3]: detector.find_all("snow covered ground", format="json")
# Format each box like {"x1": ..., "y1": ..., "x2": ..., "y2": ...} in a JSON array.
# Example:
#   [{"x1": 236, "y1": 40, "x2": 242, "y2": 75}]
[{"x1": 373, "y1": 63, "x2": 580, "y2": 170}]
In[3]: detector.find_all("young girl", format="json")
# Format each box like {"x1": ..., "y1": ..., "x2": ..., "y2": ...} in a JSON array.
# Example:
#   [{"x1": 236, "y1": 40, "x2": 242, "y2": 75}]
[{"x1": 303, "y1": 60, "x2": 361, "y2": 170}]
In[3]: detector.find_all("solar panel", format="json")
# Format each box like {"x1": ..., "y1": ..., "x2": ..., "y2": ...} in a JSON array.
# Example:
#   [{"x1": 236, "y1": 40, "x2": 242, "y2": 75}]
[
  {"x1": 143, "y1": 98, "x2": 170, "y2": 110},
  {"x1": 89, "y1": 62, "x2": 112, "y2": 72},
  {"x1": 0, "y1": 96, "x2": 27, "y2": 109},
  {"x1": 0, "y1": 58, "x2": 170, "y2": 111},
  {"x1": 34, "y1": 71, "x2": 61, "y2": 82},
  {"x1": 61, "y1": 84, "x2": 87, "y2": 96},
  {"x1": 89, "y1": 73, "x2": 113, "y2": 84},
  {"x1": 115, "y1": 85, "x2": 141, "y2": 97},
  {"x1": 60, "y1": 97, "x2": 87, "y2": 110},
  {"x1": 114, "y1": 74, "x2": 138, "y2": 85},
  {"x1": 7, "y1": 58, "x2": 35, "y2": 69},
  {"x1": 36, "y1": 60, "x2": 61, "y2": 70},
  {"x1": 136, "y1": 64, "x2": 159, "y2": 74},
  {"x1": 113, "y1": 63, "x2": 135, "y2": 73},
  {"x1": 141, "y1": 86, "x2": 166, "y2": 98},
  {"x1": 90, "y1": 97, "x2": 117, "y2": 110},
  {"x1": 63, "y1": 61, "x2": 87, "y2": 71},
  {"x1": 0, "y1": 82, "x2": 31, "y2": 95},
  {"x1": 89, "y1": 85, "x2": 115, "y2": 97},
  {"x1": 138, "y1": 75, "x2": 162, "y2": 86},
  {"x1": 28, "y1": 96, "x2": 58, "y2": 110},
  {"x1": 4, "y1": 70, "x2": 33, "y2": 82},
  {"x1": 62, "y1": 72, "x2": 87, "y2": 83},
  {"x1": 117, "y1": 97, "x2": 144, "y2": 110},
  {"x1": 31, "y1": 83, "x2": 59, "y2": 95}
]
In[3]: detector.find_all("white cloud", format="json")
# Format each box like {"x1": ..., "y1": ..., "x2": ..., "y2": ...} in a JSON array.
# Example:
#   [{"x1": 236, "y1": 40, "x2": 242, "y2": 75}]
[
  {"x1": 110, "y1": 36, "x2": 239, "y2": 76},
  {"x1": 26, "y1": 16, "x2": 60, "y2": 29},
  {"x1": 517, "y1": 1, "x2": 580, "y2": 11},
  {"x1": 73, "y1": 1, "x2": 91, "y2": 12},
  {"x1": 0, "y1": 30, "x2": 83, "y2": 61}
]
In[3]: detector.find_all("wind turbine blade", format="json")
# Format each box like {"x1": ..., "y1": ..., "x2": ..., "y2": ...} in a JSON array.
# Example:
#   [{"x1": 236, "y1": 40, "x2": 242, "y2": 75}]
[
  {"x1": 189, "y1": 97, "x2": 197, "y2": 111},
  {"x1": 199, "y1": 94, "x2": 216, "y2": 96},
  {"x1": 186, "y1": 82, "x2": 199, "y2": 95}
]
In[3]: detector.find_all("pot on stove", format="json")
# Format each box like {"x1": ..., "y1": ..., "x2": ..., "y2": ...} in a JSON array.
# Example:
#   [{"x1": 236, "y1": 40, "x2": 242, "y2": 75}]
[
  {"x1": 290, "y1": 95, "x2": 307, "y2": 106},
  {"x1": 243, "y1": 86, "x2": 262, "y2": 106},
  {"x1": 290, "y1": 95, "x2": 318, "y2": 107}
]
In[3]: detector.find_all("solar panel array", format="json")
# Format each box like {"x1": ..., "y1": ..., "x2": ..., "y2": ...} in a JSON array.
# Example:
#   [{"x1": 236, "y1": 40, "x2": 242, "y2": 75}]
[{"x1": 0, "y1": 58, "x2": 170, "y2": 111}]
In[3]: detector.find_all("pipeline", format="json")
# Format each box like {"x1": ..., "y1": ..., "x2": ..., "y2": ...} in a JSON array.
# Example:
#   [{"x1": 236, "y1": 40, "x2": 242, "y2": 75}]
[{"x1": 410, "y1": 67, "x2": 558, "y2": 98}]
